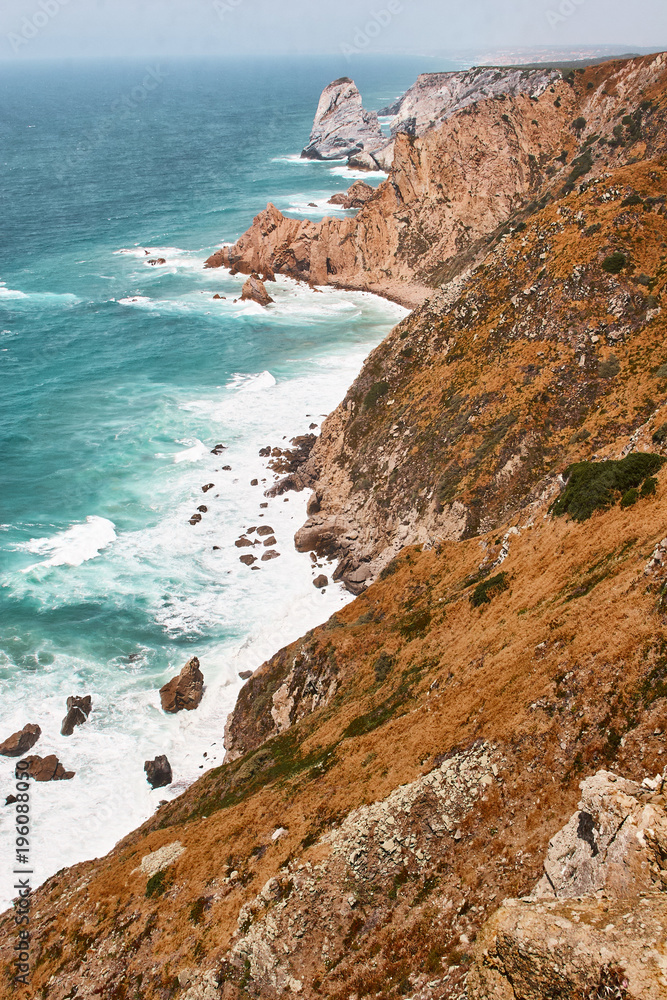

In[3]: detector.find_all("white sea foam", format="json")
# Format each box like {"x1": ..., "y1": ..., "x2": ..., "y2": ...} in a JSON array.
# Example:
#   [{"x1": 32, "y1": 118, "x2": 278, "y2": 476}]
[
  {"x1": 118, "y1": 295, "x2": 152, "y2": 306},
  {"x1": 328, "y1": 165, "x2": 388, "y2": 181},
  {"x1": 173, "y1": 439, "x2": 210, "y2": 463},
  {"x1": 0, "y1": 281, "x2": 78, "y2": 305},
  {"x1": 22, "y1": 516, "x2": 116, "y2": 570}
]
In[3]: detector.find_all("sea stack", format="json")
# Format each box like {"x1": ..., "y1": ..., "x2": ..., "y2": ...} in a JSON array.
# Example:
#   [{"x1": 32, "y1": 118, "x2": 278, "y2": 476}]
[
  {"x1": 240, "y1": 273, "x2": 274, "y2": 306},
  {"x1": 301, "y1": 78, "x2": 386, "y2": 163},
  {"x1": 159, "y1": 656, "x2": 205, "y2": 714}
]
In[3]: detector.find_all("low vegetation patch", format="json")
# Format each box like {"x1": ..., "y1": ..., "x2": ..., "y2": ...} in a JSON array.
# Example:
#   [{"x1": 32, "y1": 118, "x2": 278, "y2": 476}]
[
  {"x1": 602, "y1": 251, "x2": 628, "y2": 275},
  {"x1": 550, "y1": 453, "x2": 666, "y2": 521},
  {"x1": 470, "y1": 572, "x2": 509, "y2": 608}
]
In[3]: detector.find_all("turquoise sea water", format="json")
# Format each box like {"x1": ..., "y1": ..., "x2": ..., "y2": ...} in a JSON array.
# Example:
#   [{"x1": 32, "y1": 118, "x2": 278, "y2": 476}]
[{"x1": 0, "y1": 56, "x2": 455, "y2": 903}]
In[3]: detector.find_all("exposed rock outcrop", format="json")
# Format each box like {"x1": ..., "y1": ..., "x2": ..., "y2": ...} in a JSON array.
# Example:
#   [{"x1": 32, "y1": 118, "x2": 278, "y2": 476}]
[
  {"x1": 159, "y1": 657, "x2": 204, "y2": 714},
  {"x1": 24, "y1": 755, "x2": 75, "y2": 781},
  {"x1": 144, "y1": 755, "x2": 173, "y2": 789},
  {"x1": 0, "y1": 723, "x2": 41, "y2": 757},
  {"x1": 61, "y1": 695, "x2": 92, "y2": 737},
  {"x1": 301, "y1": 77, "x2": 385, "y2": 162},
  {"x1": 381, "y1": 66, "x2": 560, "y2": 138},
  {"x1": 328, "y1": 179, "x2": 376, "y2": 209},
  {"x1": 240, "y1": 273, "x2": 274, "y2": 306},
  {"x1": 468, "y1": 769, "x2": 667, "y2": 999}
]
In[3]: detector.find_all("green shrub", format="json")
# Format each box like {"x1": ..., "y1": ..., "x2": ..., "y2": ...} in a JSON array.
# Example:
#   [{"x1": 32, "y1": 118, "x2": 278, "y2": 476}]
[
  {"x1": 471, "y1": 572, "x2": 509, "y2": 608},
  {"x1": 374, "y1": 651, "x2": 395, "y2": 683},
  {"x1": 364, "y1": 381, "x2": 389, "y2": 408},
  {"x1": 146, "y1": 870, "x2": 170, "y2": 899},
  {"x1": 550, "y1": 453, "x2": 667, "y2": 521},
  {"x1": 641, "y1": 477, "x2": 658, "y2": 497},
  {"x1": 602, "y1": 252, "x2": 628, "y2": 274},
  {"x1": 189, "y1": 897, "x2": 207, "y2": 925},
  {"x1": 655, "y1": 364, "x2": 667, "y2": 379},
  {"x1": 620, "y1": 488, "x2": 638, "y2": 508},
  {"x1": 621, "y1": 193, "x2": 644, "y2": 208},
  {"x1": 563, "y1": 148, "x2": 593, "y2": 191},
  {"x1": 597, "y1": 355, "x2": 620, "y2": 379},
  {"x1": 573, "y1": 116, "x2": 587, "y2": 132},
  {"x1": 653, "y1": 423, "x2": 667, "y2": 444}
]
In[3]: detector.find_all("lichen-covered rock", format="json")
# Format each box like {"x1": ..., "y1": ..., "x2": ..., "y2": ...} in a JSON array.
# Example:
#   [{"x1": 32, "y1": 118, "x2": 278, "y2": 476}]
[
  {"x1": 468, "y1": 769, "x2": 667, "y2": 999},
  {"x1": 301, "y1": 77, "x2": 385, "y2": 161}
]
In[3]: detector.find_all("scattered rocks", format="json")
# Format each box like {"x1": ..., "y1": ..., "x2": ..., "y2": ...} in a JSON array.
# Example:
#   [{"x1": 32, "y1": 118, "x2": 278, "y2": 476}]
[
  {"x1": 263, "y1": 536, "x2": 277, "y2": 547},
  {"x1": 159, "y1": 657, "x2": 205, "y2": 714},
  {"x1": 61, "y1": 696, "x2": 92, "y2": 737},
  {"x1": 5, "y1": 795, "x2": 18, "y2": 806},
  {"x1": 240, "y1": 554, "x2": 257, "y2": 566},
  {"x1": 329, "y1": 180, "x2": 376, "y2": 209},
  {"x1": 256, "y1": 525, "x2": 276, "y2": 537},
  {"x1": 235, "y1": 537, "x2": 254, "y2": 548},
  {"x1": 241, "y1": 274, "x2": 274, "y2": 306},
  {"x1": 23, "y1": 755, "x2": 75, "y2": 781},
  {"x1": 144, "y1": 755, "x2": 173, "y2": 790},
  {"x1": 239, "y1": 670, "x2": 253, "y2": 680},
  {"x1": 0, "y1": 723, "x2": 41, "y2": 758},
  {"x1": 259, "y1": 446, "x2": 271, "y2": 457},
  {"x1": 212, "y1": 294, "x2": 226, "y2": 300},
  {"x1": 189, "y1": 513, "x2": 202, "y2": 525},
  {"x1": 313, "y1": 575, "x2": 329, "y2": 589},
  {"x1": 202, "y1": 484, "x2": 215, "y2": 493},
  {"x1": 261, "y1": 550, "x2": 280, "y2": 562},
  {"x1": 211, "y1": 443, "x2": 227, "y2": 455},
  {"x1": 147, "y1": 258, "x2": 166, "y2": 266},
  {"x1": 197, "y1": 505, "x2": 208, "y2": 513}
]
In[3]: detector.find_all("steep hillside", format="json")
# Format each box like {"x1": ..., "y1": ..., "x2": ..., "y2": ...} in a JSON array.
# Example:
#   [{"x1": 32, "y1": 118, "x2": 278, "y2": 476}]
[
  {"x1": 4, "y1": 472, "x2": 667, "y2": 1000},
  {"x1": 4, "y1": 53, "x2": 667, "y2": 1000}
]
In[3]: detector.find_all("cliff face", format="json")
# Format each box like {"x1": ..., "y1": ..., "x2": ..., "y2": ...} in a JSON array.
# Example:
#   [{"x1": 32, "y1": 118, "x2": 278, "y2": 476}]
[
  {"x1": 289, "y1": 53, "x2": 667, "y2": 592},
  {"x1": 6, "y1": 54, "x2": 667, "y2": 1000},
  {"x1": 380, "y1": 66, "x2": 560, "y2": 137}
]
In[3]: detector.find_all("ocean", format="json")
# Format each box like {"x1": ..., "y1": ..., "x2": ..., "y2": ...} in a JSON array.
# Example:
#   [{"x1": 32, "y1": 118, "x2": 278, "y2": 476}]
[{"x1": 0, "y1": 55, "x2": 456, "y2": 906}]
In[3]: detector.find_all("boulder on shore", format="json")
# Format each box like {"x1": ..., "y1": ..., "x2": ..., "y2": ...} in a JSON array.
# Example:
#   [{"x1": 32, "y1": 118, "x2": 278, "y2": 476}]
[
  {"x1": 328, "y1": 180, "x2": 376, "y2": 209},
  {"x1": 61, "y1": 695, "x2": 92, "y2": 737},
  {"x1": 313, "y1": 575, "x2": 329, "y2": 589},
  {"x1": 0, "y1": 723, "x2": 41, "y2": 758},
  {"x1": 144, "y1": 755, "x2": 173, "y2": 789},
  {"x1": 301, "y1": 78, "x2": 385, "y2": 161},
  {"x1": 23, "y1": 755, "x2": 75, "y2": 781},
  {"x1": 241, "y1": 273, "x2": 274, "y2": 306},
  {"x1": 159, "y1": 657, "x2": 204, "y2": 714}
]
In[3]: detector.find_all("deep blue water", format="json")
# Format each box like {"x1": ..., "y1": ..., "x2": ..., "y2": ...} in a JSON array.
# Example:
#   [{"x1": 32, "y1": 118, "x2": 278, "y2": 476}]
[{"x1": 0, "y1": 55, "x2": 455, "y2": 902}]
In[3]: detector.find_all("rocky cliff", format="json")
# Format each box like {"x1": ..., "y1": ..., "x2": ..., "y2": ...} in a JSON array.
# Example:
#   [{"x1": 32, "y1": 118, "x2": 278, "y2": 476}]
[{"x1": 4, "y1": 54, "x2": 667, "y2": 1000}]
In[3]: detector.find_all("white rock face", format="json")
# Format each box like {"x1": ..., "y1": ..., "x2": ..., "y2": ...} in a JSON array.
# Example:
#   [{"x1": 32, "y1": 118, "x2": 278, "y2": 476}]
[
  {"x1": 301, "y1": 77, "x2": 385, "y2": 161},
  {"x1": 382, "y1": 66, "x2": 561, "y2": 138}
]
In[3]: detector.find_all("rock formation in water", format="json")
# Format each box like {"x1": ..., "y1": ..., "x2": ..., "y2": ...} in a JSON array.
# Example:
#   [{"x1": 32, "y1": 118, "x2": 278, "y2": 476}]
[
  {"x1": 240, "y1": 273, "x2": 274, "y2": 306},
  {"x1": 61, "y1": 695, "x2": 92, "y2": 736},
  {"x1": 144, "y1": 755, "x2": 173, "y2": 789},
  {"x1": 24, "y1": 754, "x2": 75, "y2": 781},
  {"x1": 328, "y1": 180, "x2": 376, "y2": 209},
  {"x1": 0, "y1": 723, "x2": 41, "y2": 757},
  {"x1": 301, "y1": 77, "x2": 386, "y2": 162},
  {"x1": 159, "y1": 656, "x2": 204, "y2": 713}
]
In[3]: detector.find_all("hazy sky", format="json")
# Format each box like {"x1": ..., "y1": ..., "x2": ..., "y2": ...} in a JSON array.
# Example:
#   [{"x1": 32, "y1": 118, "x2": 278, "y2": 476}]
[{"x1": 1, "y1": 0, "x2": 666, "y2": 61}]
